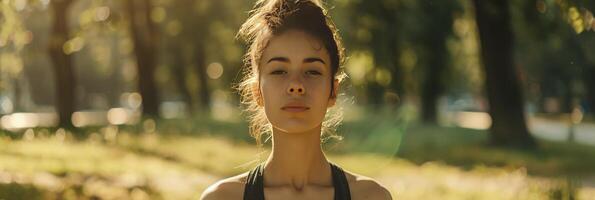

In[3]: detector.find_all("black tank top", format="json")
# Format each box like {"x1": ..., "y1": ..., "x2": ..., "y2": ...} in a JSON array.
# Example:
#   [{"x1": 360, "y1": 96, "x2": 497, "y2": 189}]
[{"x1": 243, "y1": 163, "x2": 351, "y2": 200}]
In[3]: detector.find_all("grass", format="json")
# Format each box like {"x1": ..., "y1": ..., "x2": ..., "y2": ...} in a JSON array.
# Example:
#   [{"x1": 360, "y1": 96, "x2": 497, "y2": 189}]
[
  {"x1": 396, "y1": 124, "x2": 595, "y2": 177},
  {"x1": 1, "y1": 109, "x2": 595, "y2": 199}
]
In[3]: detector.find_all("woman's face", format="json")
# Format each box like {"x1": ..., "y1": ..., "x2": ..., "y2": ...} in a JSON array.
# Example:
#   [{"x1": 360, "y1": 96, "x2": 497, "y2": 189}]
[{"x1": 257, "y1": 29, "x2": 337, "y2": 134}]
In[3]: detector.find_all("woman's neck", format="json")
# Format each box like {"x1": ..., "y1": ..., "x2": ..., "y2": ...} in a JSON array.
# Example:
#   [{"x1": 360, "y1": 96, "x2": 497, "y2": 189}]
[{"x1": 263, "y1": 125, "x2": 332, "y2": 191}]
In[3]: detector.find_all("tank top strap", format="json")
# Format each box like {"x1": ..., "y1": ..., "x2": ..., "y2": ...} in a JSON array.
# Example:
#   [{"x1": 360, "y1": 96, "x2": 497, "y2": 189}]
[
  {"x1": 243, "y1": 163, "x2": 265, "y2": 200},
  {"x1": 330, "y1": 163, "x2": 352, "y2": 200}
]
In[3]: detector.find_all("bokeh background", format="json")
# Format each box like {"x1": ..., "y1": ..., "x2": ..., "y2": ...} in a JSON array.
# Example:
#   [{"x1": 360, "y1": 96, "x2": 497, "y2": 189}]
[{"x1": 1, "y1": 0, "x2": 595, "y2": 199}]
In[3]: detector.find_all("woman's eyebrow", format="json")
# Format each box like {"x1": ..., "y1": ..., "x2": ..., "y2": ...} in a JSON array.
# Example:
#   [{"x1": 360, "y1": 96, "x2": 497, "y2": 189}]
[
  {"x1": 267, "y1": 57, "x2": 289, "y2": 64},
  {"x1": 303, "y1": 57, "x2": 325, "y2": 64},
  {"x1": 266, "y1": 57, "x2": 325, "y2": 65}
]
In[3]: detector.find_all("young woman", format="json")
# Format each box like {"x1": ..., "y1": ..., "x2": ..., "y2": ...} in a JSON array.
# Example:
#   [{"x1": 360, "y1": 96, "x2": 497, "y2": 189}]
[{"x1": 201, "y1": 0, "x2": 392, "y2": 199}]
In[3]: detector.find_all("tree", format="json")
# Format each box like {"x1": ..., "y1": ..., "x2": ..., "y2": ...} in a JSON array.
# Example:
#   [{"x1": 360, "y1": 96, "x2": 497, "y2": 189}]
[
  {"x1": 126, "y1": 0, "x2": 160, "y2": 117},
  {"x1": 48, "y1": 0, "x2": 76, "y2": 128},
  {"x1": 473, "y1": 0, "x2": 536, "y2": 148},
  {"x1": 161, "y1": 0, "x2": 227, "y2": 113},
  {"x1": 513, "y1": 0, "x2": 595, "y2": 115},
  {"x1": 557, "y1": 1, "x2": 595, "y2": 115},
  {"x1": 160, "y1": 0, "x2": 195, "y2": 112},
  {"x1": 419, "y1": 1, "x2": 459, "y2": 123},
  {"x1": 194, "y1": 35, "x2": 210, "y2": 111},
  {"x1": 345, "y1": 0, "x2": 404, "y2": 107}
]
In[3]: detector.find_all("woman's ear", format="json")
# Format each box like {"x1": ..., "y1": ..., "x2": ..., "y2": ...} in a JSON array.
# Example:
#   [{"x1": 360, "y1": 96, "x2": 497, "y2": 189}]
[
  {"x1": 252, "y1": 82, "x2": 264, "y2": 107},
  {"x1": 327, "y1": 79, "x2": 339, "y2": 107}
]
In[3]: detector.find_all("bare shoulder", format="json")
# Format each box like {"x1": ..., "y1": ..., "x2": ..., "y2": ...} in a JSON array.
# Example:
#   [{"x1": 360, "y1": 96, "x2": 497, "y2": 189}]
[
  {"x1": 344, "y1": 171, "x2": 393, "y2": 200},
  {"x1": 200, "y1": 172, "x2": 249, "y2": 200}
]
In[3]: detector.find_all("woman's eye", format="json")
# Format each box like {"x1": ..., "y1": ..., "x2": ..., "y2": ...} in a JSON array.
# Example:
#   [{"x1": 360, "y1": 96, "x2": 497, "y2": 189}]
[
  {"x1": 270, "y1": 70, "x2": 286, "y2": 75},
  {"x1": 306, "y1": 70, "x2": 322, "y2": 76}
]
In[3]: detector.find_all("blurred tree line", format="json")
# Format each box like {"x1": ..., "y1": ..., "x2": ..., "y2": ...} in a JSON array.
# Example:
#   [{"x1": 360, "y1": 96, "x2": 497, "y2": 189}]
[{"x1": 0, "y1": 0, "x2": 594, "y2": 149}]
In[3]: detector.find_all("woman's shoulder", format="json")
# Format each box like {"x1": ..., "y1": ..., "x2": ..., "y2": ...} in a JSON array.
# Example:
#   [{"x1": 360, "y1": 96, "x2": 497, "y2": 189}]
[
  {"x1": 343, "y1": 170, "x2": 393, "y2": 200},
  {"x1": 200, "y1": 172, "x2": 249, "y2": 200}
]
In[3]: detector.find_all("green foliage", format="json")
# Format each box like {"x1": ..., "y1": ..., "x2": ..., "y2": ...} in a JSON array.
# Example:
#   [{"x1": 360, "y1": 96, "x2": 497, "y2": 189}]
[{"x1": 0, "y1": 183, "x2": 43, "y2": 200}]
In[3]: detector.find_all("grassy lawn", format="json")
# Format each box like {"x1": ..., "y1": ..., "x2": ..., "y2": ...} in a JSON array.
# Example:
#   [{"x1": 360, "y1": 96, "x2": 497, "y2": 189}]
[{"x1": 1, "y1": 112, "x2": 595, "y2": 199}]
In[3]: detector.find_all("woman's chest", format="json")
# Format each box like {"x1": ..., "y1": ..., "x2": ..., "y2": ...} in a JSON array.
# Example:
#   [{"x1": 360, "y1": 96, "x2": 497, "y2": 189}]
[{"x1": 263, "y1": 186, "x2": 335, "y2": 200}]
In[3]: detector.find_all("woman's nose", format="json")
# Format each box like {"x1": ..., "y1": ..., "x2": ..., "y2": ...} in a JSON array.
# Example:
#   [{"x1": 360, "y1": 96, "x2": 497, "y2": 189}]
[{"x1": 287, "y1": 82, "x2": 305, "y2": 95}]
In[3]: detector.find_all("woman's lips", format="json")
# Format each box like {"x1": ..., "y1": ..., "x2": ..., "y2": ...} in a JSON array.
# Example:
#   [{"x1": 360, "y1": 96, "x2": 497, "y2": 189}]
[{"x1": 281, "y1": 106, "x2": 310, "y2": 112}]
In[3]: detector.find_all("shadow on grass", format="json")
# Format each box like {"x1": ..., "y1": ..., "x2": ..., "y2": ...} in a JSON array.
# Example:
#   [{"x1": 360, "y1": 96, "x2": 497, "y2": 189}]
[
  {"x1": 395, "y1": 124, "x2": 595, "y2": 177},
  {"x1": 0, "y1": 183, "x2": 43, "y2": 200}
]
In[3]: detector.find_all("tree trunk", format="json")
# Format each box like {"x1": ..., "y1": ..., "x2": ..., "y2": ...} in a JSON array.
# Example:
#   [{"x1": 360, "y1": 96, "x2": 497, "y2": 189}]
[
  {"x1": 388, "y1": 45, "x2": 403, "y2": 106},
  {"x1": 420, "y1": 47, "x2": 445, "y2": 123},
  {"x1": 572, "y1": 34, "x2": 595, "y2": 116},
  {"x1": 13, "y1": 75, "x2": 22, "y2": 112},
  {"x1": 195, "y1": 41, "x2": 210, "y2": 111},
  {"x1": 473, "y1": 0, "x2": 536, "y2": 148},
  {"x1": 171, "y1": 46, "x2": 193, "y2": 112},
  {"x1": 48, "y1": 0, "x2": 76, "y2": 128},
  {"x1": 586, "y1": 66, "x2": 595, "y2": 114},
  {"x1": 420, "y1": 2, "x2": 454, "y2": 123},
  {"x1": 127, "y1": 0, "x2": 160, "y2": 117}
]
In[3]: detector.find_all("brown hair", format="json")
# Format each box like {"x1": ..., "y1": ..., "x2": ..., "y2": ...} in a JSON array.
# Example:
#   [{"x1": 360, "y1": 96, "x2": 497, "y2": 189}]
[{"x1": 236, "y1": 0, "x2": 346, "y2": 146}]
